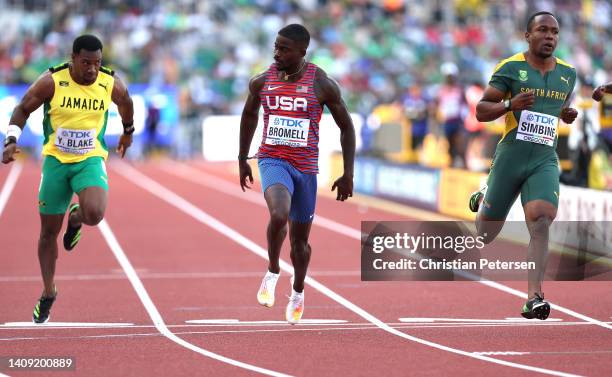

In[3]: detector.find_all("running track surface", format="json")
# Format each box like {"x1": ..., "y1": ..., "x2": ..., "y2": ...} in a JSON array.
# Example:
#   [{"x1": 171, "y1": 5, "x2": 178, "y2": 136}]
[{"x1": 1, "y1": 158, "x2": 611, "y2": 377}]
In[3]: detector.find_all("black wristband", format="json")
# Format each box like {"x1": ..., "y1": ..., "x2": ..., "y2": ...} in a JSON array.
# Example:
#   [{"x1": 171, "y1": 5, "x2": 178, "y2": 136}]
[
  {"x1": 121, "y1": 119, "x2": 133, "y2": 134},
  {"x1": 3, "y1": 136, "x2": 17, "y2": 148},
  {"x1": 238, "y1": 155, "x2": 248, "y2": 161},
  {"x1": 123, "y1": 125, "x2": 135, "y2": 136},
  {"x1": 122, "y1": 120, "x2": 134, "y2": 133}
]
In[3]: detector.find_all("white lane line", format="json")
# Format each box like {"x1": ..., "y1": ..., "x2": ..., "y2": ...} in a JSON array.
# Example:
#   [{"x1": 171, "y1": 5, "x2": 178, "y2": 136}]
[
  {"x1": 186, "y1": 319, "x2": 348, "y2": 325},
  {"x1": 0, "y1": 270, "x2": 360, "y2": 283},
  {"x1": 166, "y1": 161, "x2": 612, "y2": 332},
  {"x1": 114, "y1": 162, "x2": 579, "y2": 377},
  {"x1": 474, "y1": 351, "x2": 530, "y2": 356},
  {"x1": 399, "y1": 318, "x2": 563, "y2": 323},
  {"x1": 98, "y1": 219, "x2": 290, "y2": 377},
  {"x1": 5, "y1": 323, "x2": 612, "y2": 343},
  {"x1": 0, "y1": 161, "x2": 23, "y2": 218},
  {"x1": 3, "y1": 320, "x2": 607, "y2": 333},
  {"x1": 2, "y1": 322, "x2": 133, "y2": 328},
  {"x1": 158, "y1": 162, "x2": 362, "y2": 240}
]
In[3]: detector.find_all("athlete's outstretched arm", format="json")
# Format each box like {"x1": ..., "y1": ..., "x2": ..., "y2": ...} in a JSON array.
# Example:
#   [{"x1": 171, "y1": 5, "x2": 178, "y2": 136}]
[
  {"x1": 317, "y1": 69, "x2": 355, "y2": 201},
  {"x1": 2, "y1": 73, "x2": 54, "y2": 164},
  {"x1": 476, "y1": 85, "x2": 535, "y2": 122},
  {"x1": 112, "y1": 76, "x2": 134, "y2": 158},
  {"x1": 592, "y1": 82, "x2": 612, "y2": 102},
  {"x1": 238, "y1": 73, "x2": 265, "y2": 191}
]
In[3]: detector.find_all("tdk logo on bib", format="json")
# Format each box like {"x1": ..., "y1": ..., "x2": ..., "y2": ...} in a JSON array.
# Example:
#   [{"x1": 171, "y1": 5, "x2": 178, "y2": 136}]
[
  {"x1": 517, "y1": 110, "x2": 558, "y2": 147},
  {"x1": 61, "y1": 130, "x2": 92, "y2": 138},
  {"x1": 274, "y1": 117, "x2": 305, "y2": 128},
  {"x1": 266, "y1": 96, "x2": 307, "y2": 112},
  {"x1": 266, "y1": 115, "x2": 310, "y2": 147},
  {"x1": 526, "y1": 113, "x2": 555, "y2": 125}
]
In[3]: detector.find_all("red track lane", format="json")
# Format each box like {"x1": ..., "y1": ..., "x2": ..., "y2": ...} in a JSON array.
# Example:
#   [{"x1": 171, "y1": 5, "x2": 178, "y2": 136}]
[
  {"x1": 1, "y1": 159, "x2": 610, "y2": 377},
  {"x1": 1, "y1": 160, "x2": 480, "y2": 377},
  {"x1": 102, "y1": 162, "x2": 501, "y2": 376},
  {"x1": 0, "y1": 161, "x2": 256, "y2": 377},
  {"x1": 190, "y1": 161, "x2": 612, "y2": 315},
  {"x1": 176, "y1": 160, "x2": 612, "y2": 319},
  {"x1": 142, "y1": 160, "x2": 612, "y2": 376}
]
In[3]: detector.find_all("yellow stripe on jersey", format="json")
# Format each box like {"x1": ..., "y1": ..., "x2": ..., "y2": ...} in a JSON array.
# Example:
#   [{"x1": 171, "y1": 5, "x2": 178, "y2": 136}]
[
  {"x1": 492, "y1": 52, "x2": 525, "y2": 74},
  {"x1": 499, "y1": 110, "x2": 519, "y2": 143},
  {"x1": 555, "y1": 57, "x2": 574, "y2": 69},
  {"x1": 41, "y1": 65, "x2": 114, "y2": 163}
]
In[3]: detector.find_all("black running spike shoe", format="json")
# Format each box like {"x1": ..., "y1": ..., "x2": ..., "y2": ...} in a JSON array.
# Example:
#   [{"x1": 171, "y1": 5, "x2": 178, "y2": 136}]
[
  {"x1": 469, "y1": 186, "x2": 487, "y2": 213},
  {"x1": 521, "y1": 293, "x2": 550, "y2": 320},
  {"x1": 63, "y1": 203, "x2": 82, "y2": 252},
  {"x1": 32, "y1": 288, "x2": 57, "y2": 324}
]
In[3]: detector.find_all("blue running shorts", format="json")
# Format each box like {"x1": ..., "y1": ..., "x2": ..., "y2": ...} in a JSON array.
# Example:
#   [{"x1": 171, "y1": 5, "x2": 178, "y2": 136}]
[{"x1": 258, "y1": 158, "x2": 317, "y2": 223}]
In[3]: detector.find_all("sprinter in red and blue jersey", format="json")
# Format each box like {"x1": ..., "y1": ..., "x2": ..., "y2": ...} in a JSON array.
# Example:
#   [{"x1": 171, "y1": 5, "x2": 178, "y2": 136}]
[{"x1": 239, "y1": 24, "x2": 355, "y2": 324}]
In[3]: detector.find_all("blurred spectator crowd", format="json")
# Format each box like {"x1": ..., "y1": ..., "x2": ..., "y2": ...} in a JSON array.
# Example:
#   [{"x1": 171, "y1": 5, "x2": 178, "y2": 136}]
[
  {"x1": 0, "y1": 0, "x2": 611, "y2": 183},
  {"x1": 1, "y1": 0, "x2": 609, "y2": 112}
]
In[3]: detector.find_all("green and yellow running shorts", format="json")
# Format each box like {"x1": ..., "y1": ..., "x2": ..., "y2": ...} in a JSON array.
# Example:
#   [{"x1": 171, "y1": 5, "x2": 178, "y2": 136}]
[
  {"x1": 481, "y1": 142, "x2": 559, "y2": 220},
  {"x1": 38, "y1": 155, "x2": 108, "y2": 215}
]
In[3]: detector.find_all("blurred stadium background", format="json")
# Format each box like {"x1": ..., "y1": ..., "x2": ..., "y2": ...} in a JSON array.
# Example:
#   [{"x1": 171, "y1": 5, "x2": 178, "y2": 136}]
[{"x1": 0, "y1": 0, "x2": 611, "y2": 219}]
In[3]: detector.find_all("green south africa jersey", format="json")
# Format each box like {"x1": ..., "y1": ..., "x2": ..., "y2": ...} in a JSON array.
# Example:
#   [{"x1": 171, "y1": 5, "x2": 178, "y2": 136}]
[
  {"x1": 490, "y1": 52, "x2": 576, "y2": 149},
  {"x1": 480, "y1": 53, "x2": 577, "y2": 219}
]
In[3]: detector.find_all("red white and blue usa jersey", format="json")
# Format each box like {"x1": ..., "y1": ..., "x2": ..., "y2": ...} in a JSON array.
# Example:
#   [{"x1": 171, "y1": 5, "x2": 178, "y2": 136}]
[{"x1": 258, "y1": 62, "x2": 323, "y2": 174}]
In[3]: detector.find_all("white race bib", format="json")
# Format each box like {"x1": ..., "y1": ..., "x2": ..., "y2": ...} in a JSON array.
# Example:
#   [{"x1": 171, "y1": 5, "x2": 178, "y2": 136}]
[
  {"x1": 516, "y1": 110, "x2": 558, "y2": 147},
  {"x1": 54, "y1": 127, "x2": 96, "y2": 154},
  {"x1": 265, "y1": 115, "x2": 310, "y2": 147}
]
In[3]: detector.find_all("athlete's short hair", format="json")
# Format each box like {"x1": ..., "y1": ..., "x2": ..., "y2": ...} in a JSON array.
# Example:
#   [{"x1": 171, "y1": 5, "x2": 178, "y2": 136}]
[
  {"x1": 526, "y1": 11, "x2": 556, "y2": 32},
  {"x1": 278, "y1": 24, "x2": 310, "y2": 48},
  {"x1": 73, "y1": 34, "x2": 103, "y2": 54}
]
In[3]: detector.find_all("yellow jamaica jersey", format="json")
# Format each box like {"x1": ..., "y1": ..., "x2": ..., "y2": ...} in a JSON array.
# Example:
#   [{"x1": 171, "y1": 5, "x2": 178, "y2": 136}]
[{"x1": 41, "y1": 63, "x2": 115, "y2": 163}]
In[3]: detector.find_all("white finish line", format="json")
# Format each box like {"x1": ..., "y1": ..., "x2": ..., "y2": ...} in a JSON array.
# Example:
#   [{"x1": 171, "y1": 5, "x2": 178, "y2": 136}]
[
  {"x1": 2, "y1": 322, "x2": 134, "y2": 328},
  {"x1": 185, "y1": 319, "x2": 348, "y2": 325},
  {"x1": 399, "y1": 317, "x2": 563, "y2": 323}
]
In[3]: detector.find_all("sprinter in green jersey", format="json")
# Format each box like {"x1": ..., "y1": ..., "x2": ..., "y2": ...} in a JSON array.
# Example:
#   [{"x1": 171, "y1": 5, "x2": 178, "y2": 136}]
[
  {"x1": 469, "y1": 11, "x2": 578, "y2": 320},
  {"x1": 592, "y1": 82, "x2": 611, "y2": 102}
]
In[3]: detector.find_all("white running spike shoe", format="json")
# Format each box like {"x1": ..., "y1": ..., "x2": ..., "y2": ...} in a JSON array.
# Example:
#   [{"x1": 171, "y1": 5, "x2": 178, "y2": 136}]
[
  {"x1": 257, "y1": 270, "x2": 280, "y2": 307},
  {"x1": 286, "y1": 283, "x2": 304, "y2": 324}
]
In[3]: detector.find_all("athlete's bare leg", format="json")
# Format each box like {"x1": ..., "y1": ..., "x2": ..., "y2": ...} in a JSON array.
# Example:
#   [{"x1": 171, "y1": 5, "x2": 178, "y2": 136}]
[
  {"x1": 475, "y1": 196, "x2": 506, "y2": 244},
  {"x1": 523, "y1": 200, "x2": 557, "y2": 298},
  {"x1": 289, "y1": 221, "x2": 312, "y2": 293},
  {"x1": 38, "y1": 214, "x2": 63, "y2": 297},
  {"x1": 263, "y1": 184, "x2": 291, "y2": 274}
]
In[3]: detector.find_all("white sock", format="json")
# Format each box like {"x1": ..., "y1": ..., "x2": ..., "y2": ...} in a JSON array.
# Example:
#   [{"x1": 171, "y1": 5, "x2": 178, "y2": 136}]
[{"x1": 265, "y1": 270, "x2": 280, "y2": 279}]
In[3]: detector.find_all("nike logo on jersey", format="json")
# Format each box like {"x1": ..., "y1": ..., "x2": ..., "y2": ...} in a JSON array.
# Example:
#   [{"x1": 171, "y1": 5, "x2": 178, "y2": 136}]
[
  {"x1": 267, "y1": 85, "x2": 285, "y2": 91},
  {"x1": 560, "y1": 77, "x2": 569, "y2": 86}
]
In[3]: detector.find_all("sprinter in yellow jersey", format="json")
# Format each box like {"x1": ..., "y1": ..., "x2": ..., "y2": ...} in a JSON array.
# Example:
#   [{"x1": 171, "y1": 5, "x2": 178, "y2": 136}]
[{"x1": 1, "y1": 35, "x2": 134, "y2": 323}]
